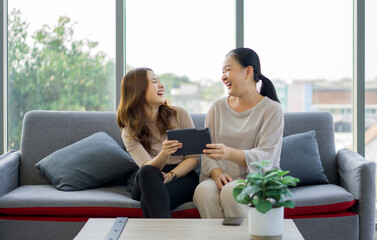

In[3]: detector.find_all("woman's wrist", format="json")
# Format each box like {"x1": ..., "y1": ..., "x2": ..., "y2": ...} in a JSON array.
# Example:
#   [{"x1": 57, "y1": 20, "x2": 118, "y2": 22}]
[
  {"x1": 210, "y1": 168, "x2": 223, "y2": 180},
  {"x1": 168, "y1": 171, "x2": 177, "y2": 180},
  {"x1": 160, "y1": 149, "x2": 171, "y2": 157},
  {"x1": 225, "y1": 147, "x2": 246, "y2": 167},
  {"x1": 145, "y1": 150, "x2": 172, "y2": 170},
  {"x1": 223, "y1": 145, "x2": 231, "y2": 160}
]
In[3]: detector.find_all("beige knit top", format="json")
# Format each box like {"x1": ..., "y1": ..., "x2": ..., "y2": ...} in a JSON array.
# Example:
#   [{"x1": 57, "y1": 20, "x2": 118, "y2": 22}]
[
  {"x1": 121, "y1": 106, "x2": 200, "y2": 168},
  {"x1": 200, "y1": 96, "x2": 284, "y2": 182}
]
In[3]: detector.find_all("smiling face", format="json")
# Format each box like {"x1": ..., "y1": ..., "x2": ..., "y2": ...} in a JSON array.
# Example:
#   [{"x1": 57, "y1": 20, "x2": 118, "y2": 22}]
[
  {"x1": 222, "y1": 55, "x2": 254, "y2": 97},
  {"x1": 144, "y1": 70, "x2": 165, "y2": 108}
]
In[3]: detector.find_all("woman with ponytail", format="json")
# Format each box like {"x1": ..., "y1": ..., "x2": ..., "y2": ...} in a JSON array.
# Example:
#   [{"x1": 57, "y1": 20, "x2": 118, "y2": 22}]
[
  {"x1": 117, "y1": 68, "x2": 199, "y2": 218},
  {"x1": 193, "y1": 48, "x2": 284, "y2": 218}
]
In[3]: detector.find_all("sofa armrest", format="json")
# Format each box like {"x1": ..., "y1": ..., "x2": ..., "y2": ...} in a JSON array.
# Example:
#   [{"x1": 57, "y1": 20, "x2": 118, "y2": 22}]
[
  {"x1": 0, "y1": 151, "x2": 20, "y2": 197},
  {"x1": 337, "y1": 149, "x2": 375, "y2": 199},
  {"x1": 337, "y1": 149, "x2": 376, "y2": 240}
]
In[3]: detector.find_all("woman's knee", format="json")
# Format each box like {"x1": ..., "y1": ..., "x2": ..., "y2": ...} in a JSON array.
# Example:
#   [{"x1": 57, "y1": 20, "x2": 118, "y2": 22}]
[
  {"x1": 193, "y1": 181, "x2": 206, "y2": 203},
  {"x1": 139, "y1": 165, "x2": 159, "y2": 175},
  {"x1": 193, "y1": 179, "x2": 219, "y2": 204},
  {"x1": 220, "y1": 181, "x2": 239, "y2": 204},
  {"x1": 138, "y1": 165, "x2": 163, "y2": 185},
  {"x1": 220, "y1": 181, "x2": 248, "y2": 217}
]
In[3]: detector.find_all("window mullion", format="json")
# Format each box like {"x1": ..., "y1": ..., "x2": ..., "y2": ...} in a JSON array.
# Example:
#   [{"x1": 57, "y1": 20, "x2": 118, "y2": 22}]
[{"x1": 353, "y1": 0, "x2": 365, "y2": 156}]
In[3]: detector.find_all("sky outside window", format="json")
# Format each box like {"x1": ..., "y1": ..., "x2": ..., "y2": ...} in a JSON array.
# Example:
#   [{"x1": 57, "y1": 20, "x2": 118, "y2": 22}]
[{"x1": 6, "y1": 0, "x2": 377, "y2": 158}]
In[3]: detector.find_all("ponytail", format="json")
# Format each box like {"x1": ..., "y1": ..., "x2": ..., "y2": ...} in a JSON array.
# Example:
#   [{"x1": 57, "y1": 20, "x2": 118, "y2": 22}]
[
  {"x1": 227, "y1": 48, "x2": 281, "y2": 104},
  {"x1": 259, "y1": 74, "x2": 280, "y2": 103}
]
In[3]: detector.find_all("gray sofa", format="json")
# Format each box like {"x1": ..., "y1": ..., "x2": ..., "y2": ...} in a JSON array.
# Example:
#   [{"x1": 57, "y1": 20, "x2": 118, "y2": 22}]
[{"x1": 0, "y1": 110, "x2": 375, "y2": 240}]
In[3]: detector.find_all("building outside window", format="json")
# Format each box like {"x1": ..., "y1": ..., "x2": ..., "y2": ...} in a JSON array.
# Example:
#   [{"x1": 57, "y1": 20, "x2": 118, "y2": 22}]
[
  {"x1": 244, "y1": 0, "x2": 354, "y2": 152},
  {"x1": 5, "y1": 0, "x2": 376, "y2": 164}
]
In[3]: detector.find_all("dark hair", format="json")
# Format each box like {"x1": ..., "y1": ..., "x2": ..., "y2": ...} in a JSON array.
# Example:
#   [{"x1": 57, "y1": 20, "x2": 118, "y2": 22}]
[
  {"x1": 226, "y1": 48, "x2": 280, "y2": 103},
  {"x1": 116, "y1": 67, "x2": 177, "y2": 152}
]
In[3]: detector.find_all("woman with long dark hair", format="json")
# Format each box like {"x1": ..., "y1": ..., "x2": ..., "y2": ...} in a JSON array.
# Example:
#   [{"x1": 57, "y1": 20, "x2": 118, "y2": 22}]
[
  {"x1": 117, "y1": 67, "x2": 199, "y2": 218},
  {"x1": 193, "y1": 48, "x2": 284, "y2": 218}
]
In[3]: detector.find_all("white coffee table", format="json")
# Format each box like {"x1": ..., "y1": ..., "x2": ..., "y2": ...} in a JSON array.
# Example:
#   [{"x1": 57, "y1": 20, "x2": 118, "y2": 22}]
[{"x1": 74, "y1": 218, "x2": 304, "y2": 240}]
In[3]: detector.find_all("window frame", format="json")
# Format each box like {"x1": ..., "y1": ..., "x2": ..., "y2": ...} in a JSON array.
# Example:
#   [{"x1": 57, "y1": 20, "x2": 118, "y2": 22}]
[{"x1": 0, "y1": 0, "x2": 366, "y2": 156}]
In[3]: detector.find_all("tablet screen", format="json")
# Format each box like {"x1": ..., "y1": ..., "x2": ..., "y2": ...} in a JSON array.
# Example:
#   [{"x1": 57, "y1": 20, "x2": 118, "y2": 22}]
[{"x1": 166, "y1": 128, "x2": 211, "y2": 156}]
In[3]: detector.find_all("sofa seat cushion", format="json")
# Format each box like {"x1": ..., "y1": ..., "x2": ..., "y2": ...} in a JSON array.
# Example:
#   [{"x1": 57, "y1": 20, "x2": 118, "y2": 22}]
[
  {"x1": 285, "y1": 184, "x2": 356, "y2": 216},
  {"x1": 0, "y1": 184, "x2": 354, "y2": 218},
  {"x1": 0, "y1": 185, "x2": 199, "y2": 218}
]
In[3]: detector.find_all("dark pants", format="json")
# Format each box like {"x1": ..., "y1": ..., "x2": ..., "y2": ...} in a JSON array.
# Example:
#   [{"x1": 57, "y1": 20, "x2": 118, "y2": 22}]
[{"x1": 131, "y1": 164, "x2": 198, "y2": 218}]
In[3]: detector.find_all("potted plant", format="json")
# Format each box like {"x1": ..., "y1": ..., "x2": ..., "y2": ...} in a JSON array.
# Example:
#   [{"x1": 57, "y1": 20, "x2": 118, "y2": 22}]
[{"x1": 233, "y1": 160, "x2": 300, "y2": 240}]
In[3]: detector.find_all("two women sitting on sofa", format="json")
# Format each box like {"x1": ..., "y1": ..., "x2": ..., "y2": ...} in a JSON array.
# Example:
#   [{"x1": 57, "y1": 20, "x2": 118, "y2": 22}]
[{"x1": 116, "y1": 48, "x2": 284, "y2": 218}]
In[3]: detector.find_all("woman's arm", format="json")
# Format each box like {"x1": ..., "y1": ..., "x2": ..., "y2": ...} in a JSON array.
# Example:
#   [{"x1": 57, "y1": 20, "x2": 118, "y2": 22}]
[
  {"x1": 122, "y1": 128, "x2": 181, "y2": 170},
  {"x1": 199, "y1": 108, "x2": 222, "y2": 179},
  {"x1": 243, "y1": 108, "x2": 284, "y2": 171},
  {"x1": 164, "y1": 157, "x2": 198, "y2": 183},
  {"x1": 203, "y1": 144, "x2": 246, "y2": 167},
  {"x1": 162, "y1": 106, "x2": 201, "y2": 183},
  {"x1": 144, "y1": 139, "x2": 182, "y2": 170}
]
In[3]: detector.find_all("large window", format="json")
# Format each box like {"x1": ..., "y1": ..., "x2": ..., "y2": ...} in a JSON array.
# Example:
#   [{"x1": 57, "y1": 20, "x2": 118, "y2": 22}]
[
  {"x1": 365, "y1": 0, "x2": 377, "y2": 162},
  {"x1": 244, "y1": 0, "x2": 353, "y2": 151},
  {"x1": 2, "y1": 0, "x2": 369, "y2": 156},
  {"x1": 7, "y1": 0, "x2": 115, "y2": 150},
  {"x1": 126, "y1": 0, "x2": 234, "y2": 113}
]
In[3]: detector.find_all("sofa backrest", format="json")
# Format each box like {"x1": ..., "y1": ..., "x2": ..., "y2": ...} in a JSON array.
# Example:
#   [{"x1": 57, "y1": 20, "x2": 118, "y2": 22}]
[
  {"x1": 20, "y1": 111, "x2": 125, "y2": 185},
  {"x1": 19, "y1": 110, "x2": 336, "y2": 185},
  {"x1": 283, "y1": 112, "x2": 337, "y2": 184}
]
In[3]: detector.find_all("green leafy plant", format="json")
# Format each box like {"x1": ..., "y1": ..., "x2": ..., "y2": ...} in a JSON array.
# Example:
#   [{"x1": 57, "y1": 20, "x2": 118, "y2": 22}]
[{"x1": 233, "y1": 160, "x2": 300, "y2": 214}]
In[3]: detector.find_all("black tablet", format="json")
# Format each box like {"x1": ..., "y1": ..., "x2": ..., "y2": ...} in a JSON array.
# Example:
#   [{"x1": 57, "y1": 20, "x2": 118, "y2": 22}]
[{"x1": 166, "y1": 128, "x2": 211, "y2": 156}]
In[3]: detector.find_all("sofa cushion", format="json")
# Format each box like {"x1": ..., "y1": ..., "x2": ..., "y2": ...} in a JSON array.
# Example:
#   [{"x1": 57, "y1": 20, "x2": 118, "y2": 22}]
[
  {"x1": 285, "y1": 184, "x2": 355, "y2": 216},
  {"x1": 283, "y1": 112, "x2": 337, "y2": 184},
  {"x1": 0, "y1": 185, "x2": 199, "y2": 218},
  {"x1": 280, "y1": 130, "x2": 329, "y2": 186},
  {"x1": 0, "y1": 184, "x2": 354, "y2": 218},
  {"x1": 20, "y1": 111, "x2": 129, "y2": 186},
  {"x1": 35, "y1": 132, "x2": 138, "y2": 191}
]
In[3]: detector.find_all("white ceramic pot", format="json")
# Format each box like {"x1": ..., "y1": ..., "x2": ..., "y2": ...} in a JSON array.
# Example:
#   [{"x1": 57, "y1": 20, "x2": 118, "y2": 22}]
[{"x1": 248, "y1": 206, "x2": 284, "y2": 240}]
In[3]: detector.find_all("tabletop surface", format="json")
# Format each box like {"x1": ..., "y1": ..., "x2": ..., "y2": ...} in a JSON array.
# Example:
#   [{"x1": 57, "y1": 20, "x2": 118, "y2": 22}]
[{"x1": 74, "y1": 218, "x2": 304, "y2": 240}]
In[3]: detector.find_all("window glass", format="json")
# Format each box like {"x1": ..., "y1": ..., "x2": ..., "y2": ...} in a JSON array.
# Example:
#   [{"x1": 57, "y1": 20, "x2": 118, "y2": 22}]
[
  {"x1": 245, "y1": 0, "x2": 353, "y2": 151},
  {"x1": 365, "y1": 0, "x2": 377, "y2": 162},
  {"x1": 126, "y1": 0, "x2": 235, "y2": 113},
  {"x1": 8, "y1": 0, "x2": 115, "y2": 150}
]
